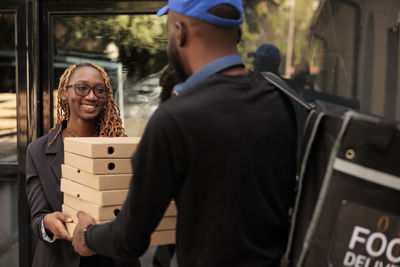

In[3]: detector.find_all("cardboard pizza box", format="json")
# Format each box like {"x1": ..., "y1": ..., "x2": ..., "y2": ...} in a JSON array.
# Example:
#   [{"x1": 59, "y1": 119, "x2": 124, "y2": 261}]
[
  {"x1": 62, "y1": 204, "x2": 108, "y2": 224},
  {"x1": 63, "y1": 193, "x2": 122, "y2": 221},
  {"x1": 64, "y1": 137, "x2": 141, "y2": 158},
  {"x1": 63, "y1": 202, "x2": 176, "y2": 231},
  {"x1": 64, "y1": 152, "x2": 132, "y2": 174},
  {"x1": 65, "y1": 223, "x2": 175, "y2": 246},
  {"x1": 150, "y1": 230, "x2": 176, "y2": 246},
  {"x1": 61, "y1": 164, "x2": 132, "y2": 190},
  {"x1": 155, "y1": 216, "x2": 177, "y2": 231},
  {"x1": 61, "y1": 178, "x2": 128, "y2": 206},
  {"x1": 64, "y1": 193, "x2": 177, "y2": 222},
  {"x1": 164, "y1": 201, "x2": 177, "y2": 217}
]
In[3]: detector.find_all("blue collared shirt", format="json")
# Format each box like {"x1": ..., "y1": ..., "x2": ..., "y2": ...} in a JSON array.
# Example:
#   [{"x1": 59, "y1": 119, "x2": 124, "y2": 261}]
[{"x1": 173, "y1": 54, "x2": 244, "y2": 95}]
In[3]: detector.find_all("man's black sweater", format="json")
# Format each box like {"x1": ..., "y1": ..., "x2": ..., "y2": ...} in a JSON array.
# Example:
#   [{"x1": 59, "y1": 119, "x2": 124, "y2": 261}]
[{"x1": 88, "y1": 71, "x2": 297, "y2": 267}]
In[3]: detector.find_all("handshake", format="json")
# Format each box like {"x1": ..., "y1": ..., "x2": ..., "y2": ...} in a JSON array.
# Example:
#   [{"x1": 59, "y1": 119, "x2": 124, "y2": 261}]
[
  {"x1": 43, "y1": 210, "x2": 97, "y2": 256},
  {"x1": 43, "y1": 137, "x2": 176, "y2": 258}
]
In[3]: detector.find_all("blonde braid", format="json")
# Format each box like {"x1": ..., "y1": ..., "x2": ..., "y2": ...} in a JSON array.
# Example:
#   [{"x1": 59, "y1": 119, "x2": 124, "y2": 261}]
[
  {"x1": 88, "y1": 63, "x2": 126, "y2": 137},
  {"x1": 48, "y1": 65, "x2": 77, "y2": 147}
]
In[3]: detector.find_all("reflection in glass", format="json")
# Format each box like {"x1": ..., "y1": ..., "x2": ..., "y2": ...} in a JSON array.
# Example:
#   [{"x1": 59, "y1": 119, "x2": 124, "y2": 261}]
[
  {"x1": 0, "y1": 14, "x2": 17, "y2": 164},
  {"x1": 0, "y1": 13, "x2": 19, "y2": 267},
  {"x1": 241, "y1": 0, "x2": 399, "y2": 121}
]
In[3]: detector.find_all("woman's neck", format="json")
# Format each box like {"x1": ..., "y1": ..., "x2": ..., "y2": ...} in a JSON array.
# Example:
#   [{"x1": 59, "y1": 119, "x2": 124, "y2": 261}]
[{"x1": 66, "y1": 119, "x2": 98, "y2": 137}]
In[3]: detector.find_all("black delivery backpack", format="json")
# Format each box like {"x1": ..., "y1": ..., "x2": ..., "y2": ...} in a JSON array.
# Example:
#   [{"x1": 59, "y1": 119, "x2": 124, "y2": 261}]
[{"x1": 262, "y1": 72, "x2": 400, "y2": 267}]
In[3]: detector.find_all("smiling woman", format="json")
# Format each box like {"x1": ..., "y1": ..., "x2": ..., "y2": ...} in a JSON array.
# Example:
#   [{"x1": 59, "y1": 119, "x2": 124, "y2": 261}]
[
  {"x1": 50, "y1": 63, "x2": 125, "y2": 146},
  {"x1": 24, "y1": 63, "x2": 138, "y2": 267},
  {"x1": 63, "y1": 66, "x2": 107, "y2": 126}
]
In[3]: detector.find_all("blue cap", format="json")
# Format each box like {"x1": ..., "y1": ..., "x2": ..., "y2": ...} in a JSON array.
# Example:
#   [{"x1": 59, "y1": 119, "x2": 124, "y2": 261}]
[{"x1": 157, "y1": 0, "x2": 244, "y2": 27}]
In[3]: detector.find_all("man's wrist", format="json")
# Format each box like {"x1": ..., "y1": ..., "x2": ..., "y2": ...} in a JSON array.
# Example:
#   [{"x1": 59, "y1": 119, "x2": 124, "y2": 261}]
[{"x1": 83, "y1": 224, "x2": 95, "y2": 251}]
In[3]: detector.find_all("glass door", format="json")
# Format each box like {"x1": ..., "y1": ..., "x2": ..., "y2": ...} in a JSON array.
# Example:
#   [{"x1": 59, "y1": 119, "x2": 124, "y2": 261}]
[
  {"x1": 0, "y1": 1, "x2": 29, "y2": 266},
  {"x1": 0, "y1": 12, "x2": 19, "y2": 267}
]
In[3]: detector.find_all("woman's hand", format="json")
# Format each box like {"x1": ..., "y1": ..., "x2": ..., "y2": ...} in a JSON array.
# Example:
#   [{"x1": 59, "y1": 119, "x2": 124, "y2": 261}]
[{"x1": 43, "y1": 212, "x2": 73, "y2": 241}]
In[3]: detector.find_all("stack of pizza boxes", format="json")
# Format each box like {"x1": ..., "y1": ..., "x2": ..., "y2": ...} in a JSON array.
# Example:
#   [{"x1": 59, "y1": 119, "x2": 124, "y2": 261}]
[{"x1": 60, "y1": 137, "x2": 177, "y2": 246}]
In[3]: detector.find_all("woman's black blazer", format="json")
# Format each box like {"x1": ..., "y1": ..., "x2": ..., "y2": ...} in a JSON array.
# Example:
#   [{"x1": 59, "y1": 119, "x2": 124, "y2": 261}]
[
  {"x1": 25, "y1": 125, "x2": 81, "y2": 267},
  {"x1": 26, "y1": 125, "x2": 139, "y2": 267}
]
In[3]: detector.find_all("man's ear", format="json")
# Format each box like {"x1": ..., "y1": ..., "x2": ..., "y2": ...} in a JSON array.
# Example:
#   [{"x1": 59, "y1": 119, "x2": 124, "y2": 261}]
[{"x1": 175, "y1": 21, "x2": 187, "y2": 47}]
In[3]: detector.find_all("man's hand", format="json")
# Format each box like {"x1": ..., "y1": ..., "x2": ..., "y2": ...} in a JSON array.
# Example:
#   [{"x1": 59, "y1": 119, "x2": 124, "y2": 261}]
[
  {"x1": 72, "y1": 211, "x2": 96, "y2": 256},
  {"x1": 43, "y1": 212, "x2": 73, "y2": 241}
]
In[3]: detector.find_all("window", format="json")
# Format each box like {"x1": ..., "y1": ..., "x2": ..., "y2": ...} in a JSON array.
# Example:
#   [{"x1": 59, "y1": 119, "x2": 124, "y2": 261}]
[
  {"x1": 0, "y1": 12, "x2": 19, "y2": 267},
  {"x1": 0, "y1": 13, "x2": 17, "y2": 164},
  {"x1": 52, "y1": 14, "x2": 168, "y2": 137}
]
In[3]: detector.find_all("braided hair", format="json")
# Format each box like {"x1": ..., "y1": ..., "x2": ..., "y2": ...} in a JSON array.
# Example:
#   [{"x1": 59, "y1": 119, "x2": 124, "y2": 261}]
[{"x1": 48, "y1": 63, "x2": 126, "y2": 146}]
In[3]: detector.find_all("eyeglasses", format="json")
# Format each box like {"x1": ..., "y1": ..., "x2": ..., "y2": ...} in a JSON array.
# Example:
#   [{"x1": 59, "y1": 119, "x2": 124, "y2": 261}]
[{"x1": 66, "y1": 84, "x2": 107, "y2": 98}]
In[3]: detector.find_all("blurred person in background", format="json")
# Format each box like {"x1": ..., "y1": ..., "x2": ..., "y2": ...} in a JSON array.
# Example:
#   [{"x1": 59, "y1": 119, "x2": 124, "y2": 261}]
[
  {"x1": 249, "y1": 43, "x2": 292, "y2": 86},
  {"x1": 249, "y1": 43, "x2": 282, "y2": 75},
  {"x1": 291, "y1": 62, "x2": 319, "y2": 92}
]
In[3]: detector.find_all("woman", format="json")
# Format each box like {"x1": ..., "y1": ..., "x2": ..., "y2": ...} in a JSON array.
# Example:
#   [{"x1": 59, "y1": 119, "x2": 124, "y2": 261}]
[{"x1": 25, "y1": 63, "x2": 137, "y2": 267}]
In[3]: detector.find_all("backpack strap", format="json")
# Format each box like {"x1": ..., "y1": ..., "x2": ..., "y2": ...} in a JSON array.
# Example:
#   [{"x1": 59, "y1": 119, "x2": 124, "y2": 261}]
[{"x1": 260, "y1": 72, "x2": 315, "y2": 111}]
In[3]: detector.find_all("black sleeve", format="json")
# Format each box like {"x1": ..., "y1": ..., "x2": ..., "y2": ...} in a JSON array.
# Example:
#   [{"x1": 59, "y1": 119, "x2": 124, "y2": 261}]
[
  {"x1": 88, "y1": 106, "x2": 186, "y2": 260},
  {"x1": 25, "y1": 143, "x2": 54, "y2": 244}
]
